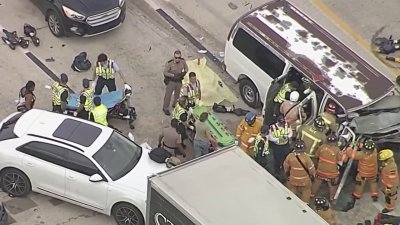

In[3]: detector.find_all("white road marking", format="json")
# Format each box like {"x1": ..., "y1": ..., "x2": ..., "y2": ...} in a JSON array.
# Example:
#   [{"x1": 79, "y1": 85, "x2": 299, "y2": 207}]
[{"x1": 143, "y1": 0, "x2": 161, "y2": 10}]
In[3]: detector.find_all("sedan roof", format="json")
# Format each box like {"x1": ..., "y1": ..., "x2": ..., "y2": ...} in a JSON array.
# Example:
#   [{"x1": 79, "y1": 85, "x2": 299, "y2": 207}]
[{"x1": 14, "y1": 109, "x2": 112, "y2": 153}]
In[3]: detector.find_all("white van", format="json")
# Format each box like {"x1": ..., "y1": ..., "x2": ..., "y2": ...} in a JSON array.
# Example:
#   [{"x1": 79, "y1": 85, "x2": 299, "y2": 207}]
[{"x1": 223, "y1": 0, "x2": 394, "y2": 110}]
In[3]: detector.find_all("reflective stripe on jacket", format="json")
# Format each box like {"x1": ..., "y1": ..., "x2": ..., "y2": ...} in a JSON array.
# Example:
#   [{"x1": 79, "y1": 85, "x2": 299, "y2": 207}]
[
  {"x1": 315, "y1": 144, "x2": 342, "y2": 178},
  {"x1": 95, "y1": 59, "x2": 115, "y2": 79},
  {"x1": 91, "y1": 104, "x2": 108, "y2": 126},
  {"x1": 253, "y1": 133, "x2": 269, "y2": 158},
  {"x1": 78, "y1": 88, "x2": 94, "y2": 111},
  {"x1": 380, "y1": 158, "x2": 399, "y2": 188},
  {"x1": 52, "y1": 82, "x2": 69, "y2": 106},
  {"x1": 172, "y1": 104, "x2": 186, "y2": 121},
  {"x1": 236, "y1": 118, "x2": 263, "y2": 152},
  {"x1": 346, "y1": 148, "x2": 377, "y2": 178},
  {"x1": 283, "y1": 152, "x2": 315, "y2": 186},
  {"x1": 180, "y1": 80, "x2": 200, "y2": 104},
  {"x1": 274, "y1": 83, "x2": 290, "y2": 103}
]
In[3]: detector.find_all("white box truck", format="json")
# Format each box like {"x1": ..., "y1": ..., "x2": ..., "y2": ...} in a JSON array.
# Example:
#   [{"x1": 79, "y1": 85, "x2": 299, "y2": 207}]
[{"x1": 146, "y1": 146, "x2": 329, "y2": 225}]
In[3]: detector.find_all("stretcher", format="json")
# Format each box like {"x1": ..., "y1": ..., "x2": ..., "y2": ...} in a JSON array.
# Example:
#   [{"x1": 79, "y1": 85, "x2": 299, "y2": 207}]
[
  {"x1": 192, "y1": 106, "x2": 235, "y2": 147},
  {"x1": 66, "y1": 90, "x2": 124, "y2": 110}
]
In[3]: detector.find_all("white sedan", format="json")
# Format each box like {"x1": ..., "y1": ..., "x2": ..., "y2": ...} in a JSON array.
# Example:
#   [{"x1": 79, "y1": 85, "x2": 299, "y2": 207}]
[{"x1": 0, "y1": 109, "x2": 167, "y2": 225}]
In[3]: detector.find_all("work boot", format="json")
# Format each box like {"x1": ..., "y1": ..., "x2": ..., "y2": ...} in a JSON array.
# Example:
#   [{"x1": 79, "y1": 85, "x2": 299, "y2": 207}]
[
  {"x1": 386, "y1": 56, "x2": 396, "y2": 62},
  {"x1": 163, "y1": 109, "x2": 170, "y2": 116},
  {"x1": 372, "y1": 196, "x2": 378, "y2": 202},
  {"x1": 382, "y1": 208, "x2": 394, "y2": 213}
]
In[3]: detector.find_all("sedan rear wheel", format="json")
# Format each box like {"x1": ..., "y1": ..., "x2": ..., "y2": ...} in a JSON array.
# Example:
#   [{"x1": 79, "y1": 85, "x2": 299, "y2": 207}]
[{"x1": 0, "y1": 168, "x2": 31, "y2": 197}]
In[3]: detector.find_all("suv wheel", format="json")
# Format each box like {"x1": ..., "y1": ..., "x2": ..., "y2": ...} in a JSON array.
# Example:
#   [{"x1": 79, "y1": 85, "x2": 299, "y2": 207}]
[
  {"x1": 239, "y1": 78, "x2": 260, "y2": 108},
  {"x1": 113, "y1": 203, "x2": 144, "y2": 225},
  {"x1": 47, "y1": 10, "x2": 65, "y2": 37},
  {"x1": 0, "y1": 168, "x2": 31, "y2": 197}
]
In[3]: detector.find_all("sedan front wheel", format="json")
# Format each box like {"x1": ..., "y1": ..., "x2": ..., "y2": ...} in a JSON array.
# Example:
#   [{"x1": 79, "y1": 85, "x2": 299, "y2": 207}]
[
  {"x1": 113, "y1": 203, "x2": 144, "y2": 225},
  {"x1": 0, "y1": 168, "x2": 31, "y2": 197}
]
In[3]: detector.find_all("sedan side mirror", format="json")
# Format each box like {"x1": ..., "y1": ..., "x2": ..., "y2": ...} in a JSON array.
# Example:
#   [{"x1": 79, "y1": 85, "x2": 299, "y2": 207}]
[{"x1": 89, "y1": 174, "x2": 103, "y2": 182}]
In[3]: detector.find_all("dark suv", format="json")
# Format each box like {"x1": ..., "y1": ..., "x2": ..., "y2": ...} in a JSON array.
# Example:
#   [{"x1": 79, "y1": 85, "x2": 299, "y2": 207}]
[{"x1": 31, "y1": 0, "x2": 126, "y2": 37}]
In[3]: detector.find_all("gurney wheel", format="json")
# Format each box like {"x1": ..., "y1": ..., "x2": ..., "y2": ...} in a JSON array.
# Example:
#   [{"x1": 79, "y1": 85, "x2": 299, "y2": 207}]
[{"x1": 129, "y1": 124, "x2": 135, "y2": 129}]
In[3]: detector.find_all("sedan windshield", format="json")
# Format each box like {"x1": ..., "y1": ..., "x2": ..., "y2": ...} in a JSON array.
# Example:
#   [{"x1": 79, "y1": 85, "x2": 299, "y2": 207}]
[{"x1": 93, "y1": 131, "x2": 142, "y2": 181}]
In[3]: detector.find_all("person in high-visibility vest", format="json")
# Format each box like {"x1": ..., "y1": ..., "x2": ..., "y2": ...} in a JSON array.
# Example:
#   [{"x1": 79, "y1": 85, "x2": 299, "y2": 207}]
[
  {"x1": 346, "y1": 139, "x2": 378, "y2": 201},
  {"x1": 311, "y1": 133, "x2": 346, "y2": 201},
  {"x1": 74, "y1": 79, "x2": 94, "y2": 120},
  {"x1": 89, "y1": 97, "x2": 108, "y2": 126},
  {"x1": 252, "y1": 125, "x2": 274, "y2": 174},
  {"x1": 268, "y1": 115, "x2": 293, "y2": 175},
  {"x1": 378, "y1": 149, "x2": 399, "y2": 213},
  {"x1": 283, "y1": 140, "x2": 315, "y2": 203},
  {"x1": 51, "y1": 73, "x2": 70, "y2": 114},
  {"x1": 180, "y1": 72, "x2": 201, "y2": 108},
  {"x1": 313, "y1": 197, "x2": 341, "y2": 225},
  {"x1": 236, "y1": 112, "x2": 263, "y2": 156},
  {"x1": 92, "y1": 53, "x2": 127, "y2": 95}
]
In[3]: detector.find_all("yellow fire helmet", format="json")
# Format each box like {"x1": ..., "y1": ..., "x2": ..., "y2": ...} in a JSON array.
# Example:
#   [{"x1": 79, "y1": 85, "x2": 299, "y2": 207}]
[{"x1": 379, "y1": 149, "x2": 394, "y2": 161}]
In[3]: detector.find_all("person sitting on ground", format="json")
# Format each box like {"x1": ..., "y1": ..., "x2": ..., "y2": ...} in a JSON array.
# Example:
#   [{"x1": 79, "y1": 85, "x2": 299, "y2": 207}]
[
  {"x1": 17, "y1": 80, "x2": 36, "y2": 112},
  {"x1": 158, "y1": 119, "x2": 185, "y2": 157}
]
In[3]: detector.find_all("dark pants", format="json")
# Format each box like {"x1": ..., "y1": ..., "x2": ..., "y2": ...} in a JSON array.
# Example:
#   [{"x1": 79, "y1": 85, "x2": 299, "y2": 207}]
[
  {"x1": 269, "y1": 141, "x2": 291, "y2": 175},
  {"x1": 95, "y1": 76, "x2": 116, "y2": 95},
  {"x1": 52, "y1": 105, "x2": 62, "y2": 113},
  {"x1": 163, "y1": 80, "x2": 182, "y2": 111},
  {"x1": 77, "y1": 110, "x2": 89, "y2": 120}
]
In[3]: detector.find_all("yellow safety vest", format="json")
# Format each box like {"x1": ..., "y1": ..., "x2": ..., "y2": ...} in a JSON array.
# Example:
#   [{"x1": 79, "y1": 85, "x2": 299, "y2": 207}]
[
  {"x1": 180, "y1": 80, "x2": 200, "y2": 104},
  {"x1": 172, "y1": 104, "x2": 186, "y2": 121},
  {"x1": 253, "y1": 133, "x2": 270, "y2": 157},
  {"x1": 91, "y1": 104, "x2": 108, "y2": 126},
  {"x1": 95, "y1": 59, "x2": 115, "y2": 79},
  {"x1": 270, "y1": 123, "x2": 290, "y2": 144},
  {"x1": 274, "y1": 83, "x2": 290, "y2": 103},
  {"x1": 52, "y1": 82, "x2": 69, "y2": 106},
  {"x1": 78, "y1": 88, "x2": 94, "y2": 111}
]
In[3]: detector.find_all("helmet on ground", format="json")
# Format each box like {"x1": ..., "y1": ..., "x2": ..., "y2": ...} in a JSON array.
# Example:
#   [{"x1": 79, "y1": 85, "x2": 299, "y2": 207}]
[
  {"x1": 314, "y1": 116, "x2": 326, "y2": 129},
  {"x1": 294, "y1": 140, "x2": 305, "y2": 152},
  {"x1": 362, "y1": 139, "x2": 376, "y2": 152},
  {"x1": 260, "y1": 125, "x2": 269, "y2": 135},
  {"x1": 379, "y1": 149, "x2": 394, "y2": 161},
  {"x1": 289, "y1": 91, "x2": 300, "y2": 102},
  {"x1": 245, "y1": 112, "x2": 256, "y2": 125},
  {"x1": 327, "y1": 133, "x2": 338, "y2": 143},
  {"x1": 277, "y1": 114, "x2": 285, "y2": 124},
  {"x1": 325, "y1": 102, "x2": 337, "y2": 114},
  {"x1": 314, "y1": 197, "x2": 329, "y2": 210}
]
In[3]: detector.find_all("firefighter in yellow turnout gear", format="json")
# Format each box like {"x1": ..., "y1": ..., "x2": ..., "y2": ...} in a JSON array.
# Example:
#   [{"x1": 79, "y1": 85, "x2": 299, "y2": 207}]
[
  {"x1": 378, "y1": 149, "x2": 399, "y2": 213},
  {"x1": 236, "y1": 112, "x2": 262, "y2": 156}
]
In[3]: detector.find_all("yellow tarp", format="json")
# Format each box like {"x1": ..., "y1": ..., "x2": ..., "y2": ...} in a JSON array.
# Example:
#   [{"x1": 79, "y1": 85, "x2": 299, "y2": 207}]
[{"x1": 184, "y1": 57, "x2": 238, "y2": 107}]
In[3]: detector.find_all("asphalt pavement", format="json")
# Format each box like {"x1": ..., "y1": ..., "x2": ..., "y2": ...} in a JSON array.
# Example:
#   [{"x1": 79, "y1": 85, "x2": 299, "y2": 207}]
[{"x1": 1, "y1": 0, "x2": 400, "y2": 224}]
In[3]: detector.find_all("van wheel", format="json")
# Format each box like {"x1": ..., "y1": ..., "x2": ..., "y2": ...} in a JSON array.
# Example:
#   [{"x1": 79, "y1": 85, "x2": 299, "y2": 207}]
[{"x1": 239, "y1": 79, "x2": 260, "y2": 108}]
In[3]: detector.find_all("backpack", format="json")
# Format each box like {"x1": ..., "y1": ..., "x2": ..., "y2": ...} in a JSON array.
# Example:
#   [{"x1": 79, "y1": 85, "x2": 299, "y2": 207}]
[
  {"x1": 149, "y1": 147, "x2": 172, "y2": 163},
  {"x1": 71, "y1": 52, "x2": 91, "y2": 72}
]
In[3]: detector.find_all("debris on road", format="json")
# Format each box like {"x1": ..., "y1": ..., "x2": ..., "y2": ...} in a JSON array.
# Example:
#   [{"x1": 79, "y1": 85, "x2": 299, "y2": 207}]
[{"x1": 228, "y1": 2, "x2": 238, "y2": 10}]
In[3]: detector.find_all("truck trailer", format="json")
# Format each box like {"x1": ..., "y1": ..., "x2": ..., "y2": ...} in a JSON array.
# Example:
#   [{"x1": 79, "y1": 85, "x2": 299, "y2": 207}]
[{"x1": 146, "y1": 146, "x2": 329, "y2": 225}]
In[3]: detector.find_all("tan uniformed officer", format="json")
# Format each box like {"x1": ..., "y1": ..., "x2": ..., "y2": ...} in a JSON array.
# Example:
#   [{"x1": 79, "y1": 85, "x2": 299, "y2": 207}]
[
  {"x1": 163, "y1": 50, "x2": 188, "y2": 116},
  {"x1": 378, "y1": 149, "x2": 399, "y2": 213},
  {"x1": 311, "y1": 133, "x2": 345, "y2": 201},
  {"x1": 313, "y1": 197, "x2": 341, "y2": 225},
  {"x1": 283, "y1": 140, "x2": 315, "y2": 203}
]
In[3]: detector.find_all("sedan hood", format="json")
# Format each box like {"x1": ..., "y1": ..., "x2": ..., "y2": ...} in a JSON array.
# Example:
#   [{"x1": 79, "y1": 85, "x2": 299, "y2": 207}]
[
  {"x1": 62, "y1": 0, "x2": 119, "y2": 16},
  {"x1": 113, "y1": 143, "x2": 168, "y2": 194}
]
